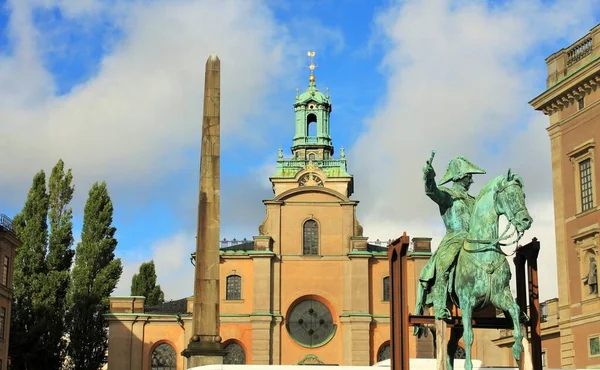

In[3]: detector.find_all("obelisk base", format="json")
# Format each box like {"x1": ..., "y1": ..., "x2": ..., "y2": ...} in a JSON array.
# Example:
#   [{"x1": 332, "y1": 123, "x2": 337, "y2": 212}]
[{"x1": 182, "y1": 341, "x2": 227, "y2": 368}]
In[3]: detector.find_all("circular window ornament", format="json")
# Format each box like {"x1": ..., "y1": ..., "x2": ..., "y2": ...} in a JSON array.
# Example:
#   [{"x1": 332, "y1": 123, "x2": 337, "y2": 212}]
[{"x1": 287, "y1": 299, "x2": 336, "y2": 347}]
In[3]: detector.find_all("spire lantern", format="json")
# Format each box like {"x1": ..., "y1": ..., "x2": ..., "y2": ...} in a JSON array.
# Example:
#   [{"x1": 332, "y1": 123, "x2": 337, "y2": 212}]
[{"x1": 290, "y1": 51, "x2": 333, "y2": 159}]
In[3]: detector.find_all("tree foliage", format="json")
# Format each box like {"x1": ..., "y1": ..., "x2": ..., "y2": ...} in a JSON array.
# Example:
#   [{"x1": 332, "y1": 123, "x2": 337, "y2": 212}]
[
  {"x1": 9, "y1": 160, "x2": 77, "y2": 370},
  {"x1": 43, "y1": 160, "x2": 75, "y2": 369},
  {"x1": 131, "y1": 261, "x2": 164, "y2": 306},
  {"x1": 10, "y1": 171, "x2": 50, "y2": 369},
  {"x1": 67, "y1": 181, "x2": 122, "y2": 370}
]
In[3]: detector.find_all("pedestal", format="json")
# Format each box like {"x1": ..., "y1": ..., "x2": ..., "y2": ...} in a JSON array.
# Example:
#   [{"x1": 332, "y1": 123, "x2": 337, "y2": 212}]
[{"x1": 182, "y1": 340, "x2": 227, "y2": 368}]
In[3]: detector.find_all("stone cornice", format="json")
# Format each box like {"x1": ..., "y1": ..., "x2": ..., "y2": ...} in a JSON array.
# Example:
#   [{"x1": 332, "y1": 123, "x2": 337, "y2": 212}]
[{"x1": 530, "y1": 61, "x2": 600, "y2": 115}]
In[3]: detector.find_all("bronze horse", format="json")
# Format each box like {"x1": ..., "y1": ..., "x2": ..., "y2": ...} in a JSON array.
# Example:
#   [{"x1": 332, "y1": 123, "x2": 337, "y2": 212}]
[{"x1": 416, "y1": 170, "x2": 533, "y2": 370}]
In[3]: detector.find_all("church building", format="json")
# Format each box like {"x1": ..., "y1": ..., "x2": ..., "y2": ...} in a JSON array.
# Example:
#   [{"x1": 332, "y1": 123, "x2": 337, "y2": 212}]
[{"x1": 105, "y1": 55, "x2": 436, "y2": 368}]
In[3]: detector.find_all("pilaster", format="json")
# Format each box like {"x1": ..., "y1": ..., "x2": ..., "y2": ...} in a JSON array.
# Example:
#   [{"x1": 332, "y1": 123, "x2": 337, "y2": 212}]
[
  {"x1": 130, "y1": 317, "x2": 148, "y2": 370},
  {"x1": 250, "y1": 251, "x2": 274, "y2": 313},
  {"x1": 271, "y1": 316, "x2": 283, "y2": 365},
  {"x1": 548, "y1": 124, "x2": 571, "y2": 322},
  {"x1": 250, "y1": 315, "x2": 273, "y2": 364},
  {"x1": 559, "y1": 328, "x2": 574, "y2": 367},
  {"x1": 340, "y1": 315, "x2": 372, "y2": 366},
  {"x1": 348, "y1": 251, "x2": 370, "y2": 313}
]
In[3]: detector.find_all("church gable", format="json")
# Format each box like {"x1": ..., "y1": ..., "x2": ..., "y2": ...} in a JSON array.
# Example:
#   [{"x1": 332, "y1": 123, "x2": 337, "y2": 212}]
[{"x1": 282, "y1": 190, "x2": 344, "y2": 203}]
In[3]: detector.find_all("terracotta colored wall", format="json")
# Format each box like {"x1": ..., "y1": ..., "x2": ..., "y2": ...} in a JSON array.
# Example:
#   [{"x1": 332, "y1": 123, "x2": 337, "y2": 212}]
[
  {"x1": 142, "y1": 322, "x2": 186, "y2": 370},
  {"x1": 369, "y1": 259, "x2": 389, "y2": 317},
  {"x1": 220, "y1": 259, "x2": 254, "y2": 314},
  {"x1": 220, "y1": 323, "x2": 253, "y2": 363},
  {"x1": 542, "y1": 334, "x2": 561, "y2": 368},
  {"x1": 571, "y1": 322, "x2": 600, "y2": 368}
]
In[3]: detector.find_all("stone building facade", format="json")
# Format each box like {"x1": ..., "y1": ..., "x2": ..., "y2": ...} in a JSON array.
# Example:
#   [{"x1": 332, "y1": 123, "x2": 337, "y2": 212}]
[
  {"x1": 0, "y1": 214, "x2": 20, "y2": 370},
  {"x1": 528, "y1": 23, "x2": 600, "y2": 368}
]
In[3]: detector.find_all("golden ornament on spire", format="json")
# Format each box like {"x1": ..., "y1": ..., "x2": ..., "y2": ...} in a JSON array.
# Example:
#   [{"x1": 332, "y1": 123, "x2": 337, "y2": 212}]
[{"x1": 307, "y1": 51, "x2": 317, "y2": 84}]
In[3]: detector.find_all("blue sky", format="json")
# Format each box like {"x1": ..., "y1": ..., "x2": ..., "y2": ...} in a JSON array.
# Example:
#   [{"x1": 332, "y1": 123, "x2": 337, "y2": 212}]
[{"x1": 1, "y1": 0, "x2": 599, "y2": 299}]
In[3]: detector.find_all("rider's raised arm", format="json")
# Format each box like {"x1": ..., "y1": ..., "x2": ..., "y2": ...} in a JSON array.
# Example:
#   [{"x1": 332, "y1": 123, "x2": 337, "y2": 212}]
[{"x1": 423, "y1": 168, "x2": 452, "y2": 208}]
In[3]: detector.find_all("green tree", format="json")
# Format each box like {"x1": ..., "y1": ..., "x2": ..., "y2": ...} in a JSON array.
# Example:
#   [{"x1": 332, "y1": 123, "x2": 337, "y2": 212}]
[
  {"x1": 67, "y1": 182, "x2": 122, "y2": 370},
  {"x1": 43, "y1": 160, "x2": 75, "y2": 369},
  {"x1": 131, "y1": 261, "x2": 165, "y2": 306},
  {"x1": 9, "y1": 171, "x2": 50, "y2": 369}
]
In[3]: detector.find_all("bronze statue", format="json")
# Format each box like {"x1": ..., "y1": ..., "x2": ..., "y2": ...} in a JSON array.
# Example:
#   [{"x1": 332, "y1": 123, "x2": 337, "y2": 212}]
[
  {"x1": 415, "y1": 152, "x2": 486, "y2": 320},
  {"x1": 414, "y1": 151, "x2": 534, "y2": 370}
]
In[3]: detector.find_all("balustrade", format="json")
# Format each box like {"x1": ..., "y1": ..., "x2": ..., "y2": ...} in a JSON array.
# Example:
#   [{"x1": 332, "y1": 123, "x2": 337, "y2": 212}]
[{"x1": 567, "y1": 37, "x2": 593, "y2": 66}]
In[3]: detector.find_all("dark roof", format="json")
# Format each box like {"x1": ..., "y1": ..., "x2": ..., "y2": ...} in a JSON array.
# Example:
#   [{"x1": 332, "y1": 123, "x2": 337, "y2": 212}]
[
  {"x1": 220, "y1": 241, "x2": 254, "y2": 251},
  {"x1": 145, "y1": 298, "x2": 189, "y2": 315},
  {"x1": 367, "y1": 243, "x2": 389, "y2": 253}
]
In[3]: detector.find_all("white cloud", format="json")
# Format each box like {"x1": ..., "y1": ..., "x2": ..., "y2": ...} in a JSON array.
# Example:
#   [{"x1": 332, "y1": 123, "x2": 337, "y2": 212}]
[
  {"x1": 115, "y1": 231, "x2": 194, "y2": 301},
  {"x1": 0, "y1": 0, "x2": 292, "y2": 206},
  {"x1": 351, "y1": 0, "x2": 599, "y2": 301}
]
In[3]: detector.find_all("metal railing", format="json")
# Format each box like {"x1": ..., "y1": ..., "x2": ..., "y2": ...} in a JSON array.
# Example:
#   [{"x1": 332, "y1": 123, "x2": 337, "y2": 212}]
[
  {"x1": 277, "y1": 159, "x2": 347, "y2": 169},
  {"x1": 0, "y1": 214, "x2": 14, "y2": 233},
  {"x1": 219, "y1": 238, "x2": 251, "y2": 248}
]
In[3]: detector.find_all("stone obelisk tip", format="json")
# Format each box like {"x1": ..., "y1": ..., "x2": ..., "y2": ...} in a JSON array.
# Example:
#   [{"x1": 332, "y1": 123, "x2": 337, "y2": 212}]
[{"x1": 206, "y1": 52, "x2": 220, "y2": 70}]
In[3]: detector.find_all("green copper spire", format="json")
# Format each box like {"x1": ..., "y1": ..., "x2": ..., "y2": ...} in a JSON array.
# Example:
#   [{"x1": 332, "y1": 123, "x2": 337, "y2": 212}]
[
  {"x1": 273, "y1": 51, "x2": 352, "y2": 195},
  {"x1": 291, "y1": 51, "x2": 334, "y2": 159}
]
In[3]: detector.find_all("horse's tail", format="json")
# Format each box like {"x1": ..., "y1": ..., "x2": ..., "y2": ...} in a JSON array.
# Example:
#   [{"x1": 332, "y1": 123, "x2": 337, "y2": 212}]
[
  {"x1": 415, "y1": 282, "x2": 425, "y2": 315},
  {"x1": 413, "y1": 282, "x2": 426, "y2": 338}
]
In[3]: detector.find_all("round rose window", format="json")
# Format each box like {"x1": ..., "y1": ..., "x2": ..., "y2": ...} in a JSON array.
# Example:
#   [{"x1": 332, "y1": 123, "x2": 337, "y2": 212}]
[{"x1": 287, "y1": 299, "x2": 335, "y2": 347}]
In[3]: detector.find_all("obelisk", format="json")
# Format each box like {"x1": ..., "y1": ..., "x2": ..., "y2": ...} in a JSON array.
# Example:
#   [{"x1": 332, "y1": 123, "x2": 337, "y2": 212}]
[{"x1": 183, "y1": 52, "x2": 227, "y2": 367}]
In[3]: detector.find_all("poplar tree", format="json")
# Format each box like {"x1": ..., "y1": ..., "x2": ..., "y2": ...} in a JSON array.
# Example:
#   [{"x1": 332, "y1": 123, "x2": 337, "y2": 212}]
[
  {"x1": 67, "y1": 181, "x2": 122, "y2": 370},
  {"x1": 131, "y1": 260, "x2": 165, "y2": 306},
  {"x1": 9, "y1": 171, "x2": 50, "y2": 369},
  {"x1": 43, "y1": 160, "x2": 75, "y2": 369}
]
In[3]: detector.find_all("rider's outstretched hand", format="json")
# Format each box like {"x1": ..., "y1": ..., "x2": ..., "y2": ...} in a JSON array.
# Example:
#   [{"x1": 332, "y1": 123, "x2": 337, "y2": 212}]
[{"x1": 423, "y1": 161, "x2": 436, "y2": 179}]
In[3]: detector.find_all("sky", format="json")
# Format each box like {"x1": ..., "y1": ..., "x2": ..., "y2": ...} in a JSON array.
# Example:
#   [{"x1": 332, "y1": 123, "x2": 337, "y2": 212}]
[{"x1": 1, "y1": 0, "x2": 599, "y2": 302}]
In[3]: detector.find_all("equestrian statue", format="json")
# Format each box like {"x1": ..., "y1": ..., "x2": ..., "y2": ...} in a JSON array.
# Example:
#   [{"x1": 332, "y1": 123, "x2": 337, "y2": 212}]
[{"x1": 413, "y1": 151, "x2": 533, "y2": 370}]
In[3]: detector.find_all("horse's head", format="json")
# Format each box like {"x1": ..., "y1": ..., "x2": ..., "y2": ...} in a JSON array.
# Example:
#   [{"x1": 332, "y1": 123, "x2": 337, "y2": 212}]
[{"x1": 494, "y1": 169, "x2": 533, "y2": 233}]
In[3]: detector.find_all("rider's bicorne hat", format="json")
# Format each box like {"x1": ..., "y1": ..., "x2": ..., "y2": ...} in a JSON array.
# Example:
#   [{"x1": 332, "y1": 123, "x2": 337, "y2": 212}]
[{"x1": 438, "y1": 156, "x2": 486, "y2": 185}]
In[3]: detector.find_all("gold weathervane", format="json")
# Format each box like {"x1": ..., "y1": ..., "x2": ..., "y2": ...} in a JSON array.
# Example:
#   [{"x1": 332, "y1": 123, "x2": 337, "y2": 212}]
[{"x1": 307, "y1": 51, "x2": 317, "y2": 84}]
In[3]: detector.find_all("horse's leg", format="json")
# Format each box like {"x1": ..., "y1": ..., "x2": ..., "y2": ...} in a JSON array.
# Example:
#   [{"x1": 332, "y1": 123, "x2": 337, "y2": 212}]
[
  {"x1": 493, "y1": 288, "x2": 524, "y2": 363},
  {"x1": 460, "y1": 303, "x2": 474, "y2": 370},
  {"x1": 447, "y1": 326, "x2": 463, "y2": 370}
]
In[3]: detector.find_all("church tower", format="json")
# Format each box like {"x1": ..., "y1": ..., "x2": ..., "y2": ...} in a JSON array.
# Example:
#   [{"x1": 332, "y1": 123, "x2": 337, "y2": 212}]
[
  {"x1": 291, "y1": 51, "x2": 334, "y2": 161},
  {"x1": 272, "y1": 51, "x2": 354, "y2": 199}
]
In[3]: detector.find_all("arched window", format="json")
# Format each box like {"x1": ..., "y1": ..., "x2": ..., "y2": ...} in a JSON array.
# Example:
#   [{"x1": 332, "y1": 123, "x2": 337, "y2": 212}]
[
  {"x1": 151, "y1": 343, "x2": 176, "y2": 370},
  {"x1": 382, "y1": 276, "x2": 390, "y2": 302},
  {"x1": 223, "y1": 341, "x2": 246, "y2": 364},
  {"x1": 307, "y1": 113, "x2": 317, "y2": 137},
  {"x1": 308, "y1": 153, "x2": 316, "y2": 161},
  {"x1": 303, "y1": 220, "x2": 319, "y2": 255},
  {"x1": 377, "y1": 342, "x2": 391, "y2": 361},
  {"x1": 226, "y1": 275, "x2": 242, "y2": 300}
]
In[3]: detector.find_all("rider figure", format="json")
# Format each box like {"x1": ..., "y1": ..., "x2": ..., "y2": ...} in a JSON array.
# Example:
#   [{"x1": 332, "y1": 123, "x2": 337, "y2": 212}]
[{"x1": 417, "y1": 154, "x2": 486, "y2": 320}]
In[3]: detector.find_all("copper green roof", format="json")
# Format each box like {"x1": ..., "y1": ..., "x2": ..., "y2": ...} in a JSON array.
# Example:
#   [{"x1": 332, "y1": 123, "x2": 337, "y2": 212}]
[{"x1": 295, "y1": 84, "x2": 330, "y2": 106}]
